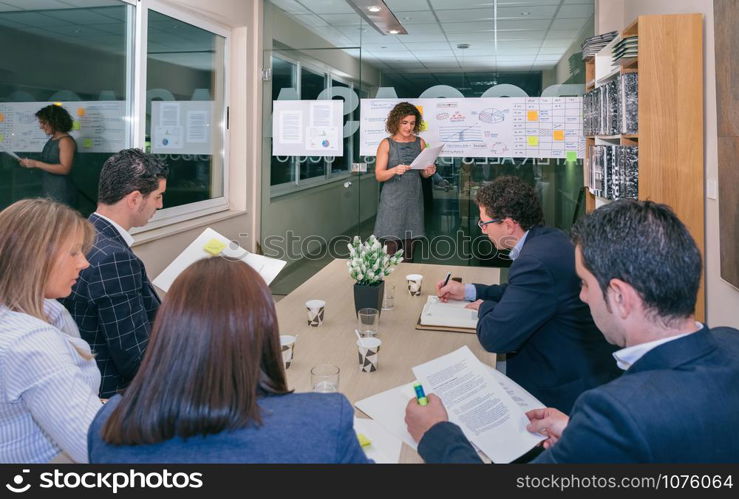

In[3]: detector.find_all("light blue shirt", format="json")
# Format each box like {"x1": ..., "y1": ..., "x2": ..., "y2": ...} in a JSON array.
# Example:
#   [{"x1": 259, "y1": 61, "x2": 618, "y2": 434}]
[
  {"x1": 464, "y1": 231, "x2": 529, "y2": 301},
  {"x1": 0, "y1": 301, "x2": 102, "y2": 463}
]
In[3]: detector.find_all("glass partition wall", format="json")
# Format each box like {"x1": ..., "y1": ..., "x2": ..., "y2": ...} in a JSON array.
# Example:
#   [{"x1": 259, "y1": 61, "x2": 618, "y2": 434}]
[{"x1": 263, "y1": 0, "x2": 593, "y2": 293}]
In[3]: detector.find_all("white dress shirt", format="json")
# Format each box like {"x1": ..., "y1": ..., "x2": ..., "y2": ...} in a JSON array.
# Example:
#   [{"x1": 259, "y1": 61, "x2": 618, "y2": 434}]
[
  {"x1": 612, "y1": 323, "x2": 703, "y2": 371},
  {"x1": 0, "y1": 304, "x2": 102, "y2": 463},
  {"x1": 93, "y1": 212, "x2": 134, "y2": 247}
]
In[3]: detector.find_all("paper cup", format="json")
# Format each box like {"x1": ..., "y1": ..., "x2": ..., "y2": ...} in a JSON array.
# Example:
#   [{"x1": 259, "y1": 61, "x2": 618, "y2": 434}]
[
  {"x1": 406, "y1": 274, "x2": 423, "y2": 296},
  {"x1": 306, "y1": 299, "x2": 325, "y2": 326},
  {"x1": 357, "y1": 337, "x2": 382, "y2": 373},
  {"x1": 280, "y1": 335, "x2": 296, "y2": 369}
]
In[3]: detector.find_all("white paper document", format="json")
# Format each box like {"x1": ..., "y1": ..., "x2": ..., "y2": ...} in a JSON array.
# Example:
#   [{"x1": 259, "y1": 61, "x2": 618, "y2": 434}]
[
  {"x1": 412, "y1": 346, "x2": 545, "y2": 463},
  {"x1": 420, "y1": 295, "x2": 478, "y2": 329},
  {"x1": 152, "y1": 228, "x2": 287, "y2": 293},
  {"x1": 353, "y1": 418, "x2": 402, "y2": 464},
  {"x1": 355, "y1": 351, "x2": 545, "y2": 462},
  {"x1": 409, "y1": 143, "x2": 444, "y2": 169},
  {"x1": 355, "y1": 382, "x2": 420, "y2": 450}
]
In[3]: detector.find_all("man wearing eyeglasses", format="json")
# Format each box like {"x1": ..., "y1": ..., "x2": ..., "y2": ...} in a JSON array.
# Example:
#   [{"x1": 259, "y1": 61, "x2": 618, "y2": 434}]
[{"x1": 436, "y1": 176, "x2": 619, "y2": 413}]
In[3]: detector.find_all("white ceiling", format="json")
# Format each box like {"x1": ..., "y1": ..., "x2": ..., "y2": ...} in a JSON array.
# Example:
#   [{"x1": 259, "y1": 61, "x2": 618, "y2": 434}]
[{"x1": 271, "y1": 0, "x2": 594, "y2": 72}]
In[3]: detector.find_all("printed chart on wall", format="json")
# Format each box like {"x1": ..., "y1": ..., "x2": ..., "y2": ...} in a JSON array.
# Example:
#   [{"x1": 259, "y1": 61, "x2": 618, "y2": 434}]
[
  {"x1": 272, "y1": 100, "x2": 343, "y2": 157},
  {"x1": 151, "y1": 101, "x2": 214, "y2": 155},
  {"x1": 0, "y1": 101, "x2": 127, "y2": 153},
  {"x1": 360, "y1": 97, "x2": 584, "y2": 160}
]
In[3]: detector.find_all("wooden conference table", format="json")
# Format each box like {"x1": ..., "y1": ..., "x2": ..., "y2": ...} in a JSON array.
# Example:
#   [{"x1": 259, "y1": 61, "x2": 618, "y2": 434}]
[{"x1": 275, "y1": 258, "x2": 500, "y2": 463}]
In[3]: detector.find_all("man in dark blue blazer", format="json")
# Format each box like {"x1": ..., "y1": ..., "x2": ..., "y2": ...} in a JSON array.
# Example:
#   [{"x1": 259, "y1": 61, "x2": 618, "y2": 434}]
[
  {"x1": 408, "y1": 200, "x2": 739, "y2": 463},
  {"x1": 437, "y1": 177, "x2": 619, "y2": 412},
  {"x1": 62, "y1": 149, "x2": 168, "y2": 398}
]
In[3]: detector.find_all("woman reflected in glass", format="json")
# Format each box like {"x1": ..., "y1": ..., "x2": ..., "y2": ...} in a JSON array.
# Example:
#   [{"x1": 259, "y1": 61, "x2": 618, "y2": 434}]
[{"x1": 18, "y1": 105, "x2": 78, "y2": 207}]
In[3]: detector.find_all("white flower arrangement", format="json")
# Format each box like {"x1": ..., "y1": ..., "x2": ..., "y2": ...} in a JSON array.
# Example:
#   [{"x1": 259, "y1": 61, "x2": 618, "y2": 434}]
[{"x1": 346, "y1": 235, "x2": 403, "y2": 285}]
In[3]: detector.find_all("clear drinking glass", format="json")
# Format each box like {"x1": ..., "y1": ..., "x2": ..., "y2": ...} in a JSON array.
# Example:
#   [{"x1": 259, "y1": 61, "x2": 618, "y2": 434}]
[{"x1": 311, "y1": 364, "x2": 340, "y2": 393}]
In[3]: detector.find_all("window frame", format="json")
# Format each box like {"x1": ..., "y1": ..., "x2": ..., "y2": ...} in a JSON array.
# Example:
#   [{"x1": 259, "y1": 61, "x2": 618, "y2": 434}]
[
  {"x1": 132, "y1": 0, "x2": 231, "y2": 233},
  {"x1": 268, "y1": 51, "x2": 357, "y2": 199}
]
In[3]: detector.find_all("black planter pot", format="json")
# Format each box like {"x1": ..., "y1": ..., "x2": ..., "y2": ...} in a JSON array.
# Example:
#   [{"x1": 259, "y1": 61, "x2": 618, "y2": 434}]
[{"x1": 353, "y1": 280, "x2": 385, "y2": 316}]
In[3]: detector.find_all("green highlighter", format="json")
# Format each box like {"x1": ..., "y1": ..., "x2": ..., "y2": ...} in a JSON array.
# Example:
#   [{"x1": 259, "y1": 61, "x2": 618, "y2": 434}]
[{"x1": 413, "y1": 382, "x2": 428, "y2": 406}]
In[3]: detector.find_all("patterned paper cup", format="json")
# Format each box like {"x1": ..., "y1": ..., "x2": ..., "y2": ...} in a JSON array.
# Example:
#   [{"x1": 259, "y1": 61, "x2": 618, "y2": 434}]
[
  {"x1": 306, "y1": 299, "x2": 325, "y2": 326},
  {"x1": 357, "y1": 337, "x2": 382, "y2": 373},
  {"x1": 406, "y1": 274, "x2": 423, "y2": 296},
  {"x1": 280, "y1": 335, "x2": 296, "y2": 369}
]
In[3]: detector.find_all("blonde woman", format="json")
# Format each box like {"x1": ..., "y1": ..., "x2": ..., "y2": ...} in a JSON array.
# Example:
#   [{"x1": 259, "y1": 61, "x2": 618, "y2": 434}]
[{"x1": 0, "y1": 199, "x2": 102, "y2": 463}]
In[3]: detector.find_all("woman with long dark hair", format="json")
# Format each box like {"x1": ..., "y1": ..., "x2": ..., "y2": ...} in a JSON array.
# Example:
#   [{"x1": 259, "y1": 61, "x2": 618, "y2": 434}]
[{"x1": 88, "y1": 257, "x2": 369, "y2": 463}]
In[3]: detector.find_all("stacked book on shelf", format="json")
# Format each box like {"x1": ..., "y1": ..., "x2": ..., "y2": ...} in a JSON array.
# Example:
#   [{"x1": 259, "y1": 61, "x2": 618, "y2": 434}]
[
  {"x1": 588, "y1": 144, "x2": 638, "y2": 200},
  {"x1": 613, "y1": 36, "x2": 638, "y2": 63},
  {"x1": 581, "y1": 31, "x2": 618, "y2": 58},
  {"x1": 583, "y1": 73, "x2": 639, "y2": 136}
]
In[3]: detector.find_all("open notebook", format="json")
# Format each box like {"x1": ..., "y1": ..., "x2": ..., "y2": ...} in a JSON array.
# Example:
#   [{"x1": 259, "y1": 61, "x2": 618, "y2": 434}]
[{"x1": 416, "y1": 295, "x2": 477, "y2": 334}]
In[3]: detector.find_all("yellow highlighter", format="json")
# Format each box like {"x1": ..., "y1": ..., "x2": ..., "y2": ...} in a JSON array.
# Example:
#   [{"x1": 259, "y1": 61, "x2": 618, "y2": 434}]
[
  {"x1": 203, "y1": 238, "x2": 226, "y2": 256},
  {"x1": 356, "y1": 432, "x2": 372, "y2": 448}
]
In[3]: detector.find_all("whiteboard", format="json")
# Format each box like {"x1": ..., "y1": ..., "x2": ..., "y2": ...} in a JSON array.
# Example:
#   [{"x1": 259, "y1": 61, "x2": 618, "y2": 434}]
[
  {"x1": 359, "y1": 97, "x2": 584, "y2": 160},
  {"x1": 151, "y1": 101, "x2": 214, "y2": 155},
  {"x1": 272, "y1": 100, "x2": 343, "y2": 157},
  {"x1": 0, "y1": 101, "x2": 127, "y2": 153}
]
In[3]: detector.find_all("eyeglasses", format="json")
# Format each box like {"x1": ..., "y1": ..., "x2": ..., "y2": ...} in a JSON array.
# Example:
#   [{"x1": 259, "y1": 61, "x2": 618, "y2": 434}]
[{"x1": 477, "y1": 217, "x2": 502, "y2": 230}]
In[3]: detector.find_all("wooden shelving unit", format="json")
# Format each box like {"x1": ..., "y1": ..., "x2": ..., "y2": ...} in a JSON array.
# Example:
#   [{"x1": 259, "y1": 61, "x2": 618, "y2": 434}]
[{"x1": 584, "y1": 14, "x2": 705, "y2": 320}]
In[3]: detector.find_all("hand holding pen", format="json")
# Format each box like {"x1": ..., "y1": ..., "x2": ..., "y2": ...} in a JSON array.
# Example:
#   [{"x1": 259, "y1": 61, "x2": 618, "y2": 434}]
[{"x1": 436, "y1": 272, "x2": 465, "y2": 302}]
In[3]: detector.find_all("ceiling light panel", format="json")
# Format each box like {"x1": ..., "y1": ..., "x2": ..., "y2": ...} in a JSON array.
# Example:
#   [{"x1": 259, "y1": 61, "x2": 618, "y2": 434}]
[{"x1": 345, "y1": 0, "x2": 407, "y2": 35}]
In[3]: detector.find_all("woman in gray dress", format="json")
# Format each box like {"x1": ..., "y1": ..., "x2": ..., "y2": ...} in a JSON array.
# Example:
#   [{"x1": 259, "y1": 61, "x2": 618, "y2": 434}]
[
  {"x1": 373, "y1": 102, "x2": 436, "y2": 262},
  {"x1": 18, "y1": 105, "x2": 78, "y2": 207}
]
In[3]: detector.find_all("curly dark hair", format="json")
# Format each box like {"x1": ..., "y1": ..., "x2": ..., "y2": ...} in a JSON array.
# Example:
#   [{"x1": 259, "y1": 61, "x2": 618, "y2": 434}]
[
  {"x1": 385, "y1": 102, "x2": 422, "y2": 135},
  {"x1": 98, "y1": 148, "x2": 169, "y2": 205},
  {"x1": 475, "y1": 176, "x2": 544, "y2": 231},
  {"x1": 35, "y1": 105, "x2": 73, "y2": 133}
]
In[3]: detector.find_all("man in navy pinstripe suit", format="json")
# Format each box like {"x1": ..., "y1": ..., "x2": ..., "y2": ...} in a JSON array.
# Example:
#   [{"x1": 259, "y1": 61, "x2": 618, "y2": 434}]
[{"x1": 62, "y1": 149, "x2": 168, "y2": 398}]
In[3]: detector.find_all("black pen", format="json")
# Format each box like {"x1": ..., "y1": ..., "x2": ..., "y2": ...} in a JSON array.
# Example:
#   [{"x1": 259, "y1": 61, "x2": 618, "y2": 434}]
[{"x1": 442, "y1": 271, "x2": 451, "y2": 288}]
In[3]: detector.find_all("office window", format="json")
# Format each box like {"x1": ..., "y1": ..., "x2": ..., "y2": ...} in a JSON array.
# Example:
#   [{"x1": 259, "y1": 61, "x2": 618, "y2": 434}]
[
  {"x1": 270, "y1": 55, "x2": 297, "y2": 186},
  {"x1": 299, "y1": 67, "x2": 326, "y2": 181},
  {"x1": 0, "y1": 1, "x2": 132, "y2": 214},
  {"x1": 329, "y1": 79, "x2": 351, "y2": 176},
  {"x1": 0, "y1": 0, "x2": 230, "y2": 226},
  {"x1": 145, "y1": 8, "x2": 228, "y2": 214}
]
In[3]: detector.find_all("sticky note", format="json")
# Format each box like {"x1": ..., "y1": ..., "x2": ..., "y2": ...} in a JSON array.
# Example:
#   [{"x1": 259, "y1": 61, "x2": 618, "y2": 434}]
[
  {"x1": 419, "y1": 120, "x2": 428, "y2": 132},
  {"x1": 415, "y1": 105, "x2": 424, "y2": 116},
  {"x1": 553, "y1": 130, "x2": 565, "y2": 141},
  {"x1": 356, "y1": 433, "x2": 372, "y2": 447},
  {"x1": 203, "y1": 238, "x2": 226, "y2": 256},
  {"x1": 76, "y1": 108, "x2": 86, "y2": 117},
  {"x1": 527, "y1": 136, "x2": 539, "y2": 146},
  {"x1": 566, "y1": 151, "x2": 578, "y2": 162},
  {"x1": 72, "y1": 121, "x2": 81, "y2": 131},
  {"x1": 527, "y1": 110, "x2": 539, "y2": 121},
  {"x1": 0, "y1": 113, "x2": 4, "y2": 122},
  {"x1": 0, "y1": 133, "x2": 4, "y2": 143},
  {"x1": 82, "y1": 138, "x2": 93, "y2": 148}
]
